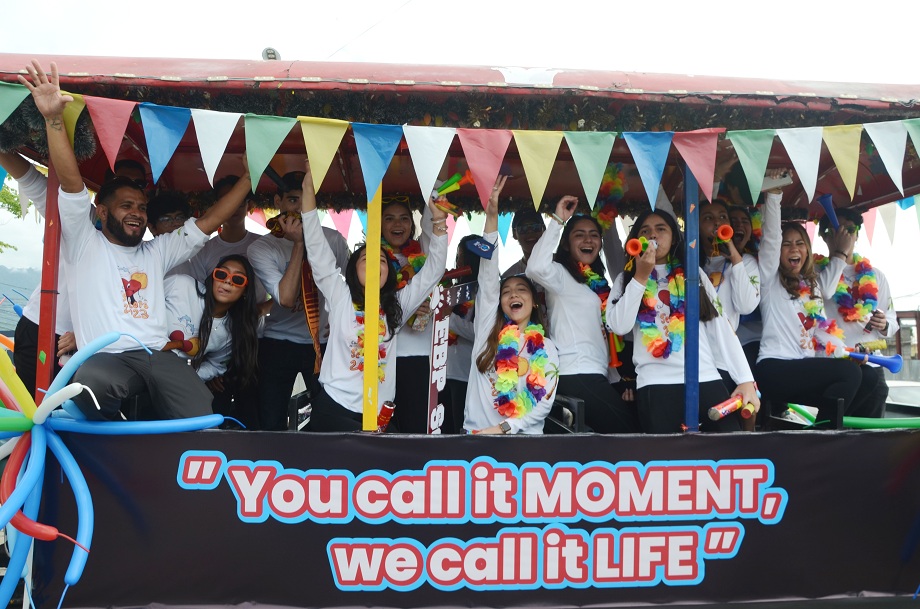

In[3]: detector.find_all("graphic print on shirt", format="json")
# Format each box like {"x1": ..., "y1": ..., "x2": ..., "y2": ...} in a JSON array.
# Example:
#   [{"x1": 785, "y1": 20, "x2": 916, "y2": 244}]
[{"x1": 120, "y1": 267, "x2": 150, "y2": 319}]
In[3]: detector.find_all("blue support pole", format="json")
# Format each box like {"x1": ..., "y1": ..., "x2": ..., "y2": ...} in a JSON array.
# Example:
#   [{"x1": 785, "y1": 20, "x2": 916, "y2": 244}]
[{"x1": 683, "y1": 163, "x2": 700, "y2": 432}]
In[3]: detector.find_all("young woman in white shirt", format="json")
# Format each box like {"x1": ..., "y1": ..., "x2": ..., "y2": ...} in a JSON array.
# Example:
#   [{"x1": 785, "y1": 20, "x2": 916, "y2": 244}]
[
  {"x1": 526, "y1": 197, "x2": 640, "y2": 433},
  {"x1": 606, "y1": 209, "x2": 759, "y2": 433},
  {"x1": 465, "y1": 177, "x2": 560, "y2": 435},
  {"x1": 298, "y1": 164, "x2": 449, "y2": 432},
  {"x1": 753, "y1": 189, "x2": 865, "y2": 427}
]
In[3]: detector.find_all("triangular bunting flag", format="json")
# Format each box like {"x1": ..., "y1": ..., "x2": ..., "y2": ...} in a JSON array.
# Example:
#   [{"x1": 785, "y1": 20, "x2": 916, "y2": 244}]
[
  {"x1": 726, "y1": 129, "x2": 775, "y2": 204},
  {"x1": 671, "y1": 128, "x2": 724, "y2": 202},
  {"x1": 863, "y1": 121, "x2": 908, "y2": 195},
  {"x1": 513, "y1": 130, "x2": 563, "y2": 206},
  {"x1": 352, "y1": 123, "x2": 404, "y2": 200},
  {"x1": 248, "y1": 208, "x2": 267, "y2": 229},
  {"x1": 84, "y1": 96, "x2": 138, "y2": 171},
  {"x1": 457, "y1": 128, "x2": 513, "y2": 210},
  {"x1": 822, "y1": 124, "x2": 863, "y2": 201},
  {"x1": 563, "y1": 131, "x2": 616, "y2": 206},
  {"x1": 497, "y1": 212, "x2": 513, "y2": 245},
  {"x1": 445, "y1": 214, "x2": 458, "y2": 244},
  {"x1": 804, "y1": 220, "x2": 815, "y2": 243},
  {"x1": 139, "y1": 103, "x2": 192, "y2": 185},
  {"x1": 0, "y1": 82, "x2": 29, "y2": 126},
  {"x1": 403, "y1": 126, "x2": 456, "y2": 199},
  {"x1": 299, "y1": 117, "x2": 350, "y2": 192},
  {"x1": 244, "y1": 114, "x2": 297, "y2": 192},
  {"x1": 466, "y1": 211, "x2": 486, "y2": 236},
  {"x1": 777, "y1": 127, "x2": 823, "y2": 204},
  {"x1": 897, "y1": 196, "x2": 916, "y2": 210},
  {"x1": 916, "y1": 198, "x2": 920, "y2": 235},
  {"x1": 905, "y1": 118, "x2": 920, "y2": 159},
  {"x1": 356, "y1": 209, "x2": 369, "y2": 234},
  {"x1": 878, "y1": 203, "x2": 897, "y2": 245},
  {"x1": 191, "y1": 109, "x2": 242, "y2": 187},
  {"x1": 61, "y1": 92, "x2": 85, "y2": 148},
  {"x1": 329, "y1": 208, "x2": 354, "y2": 240},
  {"x1": 622, "y1": 131, "x2": 673, "y2": 210},
  {"x1": 862, "y1": 207, "x2": 876, "y2": 246}
]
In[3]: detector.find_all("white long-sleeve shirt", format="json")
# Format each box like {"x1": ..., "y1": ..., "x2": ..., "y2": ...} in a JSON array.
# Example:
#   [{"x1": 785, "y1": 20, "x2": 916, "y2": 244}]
[
  {"x1": 757, "y1": 193, "x2": 844, "y2": 361},
  {"x1": 301, "y1": 210, "x2": 447, "y2": 414},
  {"x1": 606, "y1": 269, "x2": 753, "y2": 389},
  {"x1": 525, "y1": 220, "x2": 609, "y2": 376},
  {"x1": 465, "y1": 232, "x2": 559, "y2": 434}
]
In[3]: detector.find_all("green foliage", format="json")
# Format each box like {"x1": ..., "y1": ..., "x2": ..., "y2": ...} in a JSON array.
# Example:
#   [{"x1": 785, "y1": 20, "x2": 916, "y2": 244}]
[{"x1": 0, "y1": 180, "x2": 23, "y2": 217}]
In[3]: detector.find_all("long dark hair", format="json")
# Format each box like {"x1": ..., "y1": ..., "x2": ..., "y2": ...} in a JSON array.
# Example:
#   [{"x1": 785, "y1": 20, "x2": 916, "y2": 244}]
[
  {"x1": 699, "y1": 198, "x2": 731, "y2": 268},
  {"x1": 552, "y1": 215, "x2": 607, "y2": 283},
  {"x1": 476, "y1": 275, "x2": 546, "y2": 374},
  {"x1": 455, "y1": 234, "x2": 483, "y2": 286},
  {"x1": 619, "y1": 209, "x2": 719, "y2": 322},
  {"x1": 193, "y1": 254, "x2": 260, "y2": 388},
  {"x1": 345, "y1": 243, "x2": 403, "y2": 339},
  {"x1": 778, "y1": 222, "x2": 818, "y2": 299}
]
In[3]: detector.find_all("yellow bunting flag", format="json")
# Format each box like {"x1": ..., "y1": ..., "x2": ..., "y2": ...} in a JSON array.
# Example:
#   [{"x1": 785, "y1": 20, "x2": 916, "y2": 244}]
[
  {"x1": 61, "y1": 92, "x2": 85, "y2": 148},
  {"x1": 513, "y1": 130, "x2": 563, "y2": 207},
  {"x1": 822, "y1": 125, "x2": 863, "y2": 201},
  {"x1": 298, "y1": 117, "x2": 350, "y2": 192},
  {"x1": 362, "y1": 186, "x2": 382, "y2": 431}
]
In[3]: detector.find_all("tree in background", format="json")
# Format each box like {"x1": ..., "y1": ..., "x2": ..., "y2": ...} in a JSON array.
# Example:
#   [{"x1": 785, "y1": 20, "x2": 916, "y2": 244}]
[{"x1": 0, "y1": 180, "x2": 21, "y2": 253}]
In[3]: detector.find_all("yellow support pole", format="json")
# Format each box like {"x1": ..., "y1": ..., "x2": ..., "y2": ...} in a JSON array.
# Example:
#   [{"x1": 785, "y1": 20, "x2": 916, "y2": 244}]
[{"x1": 362, "y1": 186, "x2": 383, "y2": 431}]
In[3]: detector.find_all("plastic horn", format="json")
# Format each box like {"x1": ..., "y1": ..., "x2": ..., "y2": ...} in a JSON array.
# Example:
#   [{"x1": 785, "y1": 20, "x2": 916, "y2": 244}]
[
  {"x1": 708, "y1": 395, "x2": 757, "y2": 421},
  {"x1": 625, "y1": 236, "x2": 649, "y2": 257},
  {"x1": 0, "y1": 334, "x2": 12, "y2": 351},
  {"x1": 436, "y1": 173, "x2": 463, "y2": 195},
  {"x1": 715, "y1": 224, "x2": 734, "y2": 242},
  {"x1": 818, "y1": 194, "x2": 839, "y2": 231},
  {"x1": 457, "y1": 169, "x2": 475, "y2": 187},
  {"x1": 441, "y1": 266, "x2": 472, "y2": 282},
  {"x1": 846, "y1": 351, "x2": 903, "y2": 374},
  {"x1": 2, "y1": 294, "x2": 23, "y2": 318}
]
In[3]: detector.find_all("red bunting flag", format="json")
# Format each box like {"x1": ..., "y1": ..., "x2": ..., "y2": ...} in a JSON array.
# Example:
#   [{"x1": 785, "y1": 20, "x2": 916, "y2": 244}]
[
  {"x1": 457, "y1": 129, "x2": 513, "y2": 210},
  {"x1": 84, "y1": 96, "x2": 138, "y2": 171},
  {"x1": 672, "y1": 128, "x2": 724, "y2": 202}
]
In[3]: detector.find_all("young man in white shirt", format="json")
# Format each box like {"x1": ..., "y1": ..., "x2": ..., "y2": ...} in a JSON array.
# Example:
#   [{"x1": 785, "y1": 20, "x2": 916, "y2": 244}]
[{"x1": 22, "y1": 60, "x2": 253, "y2": 420}]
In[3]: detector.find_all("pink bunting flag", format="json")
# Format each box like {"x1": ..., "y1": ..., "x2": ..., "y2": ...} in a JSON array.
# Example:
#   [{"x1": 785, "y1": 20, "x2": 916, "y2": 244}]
[
  {"x1": 84, "y1": 96, "x2": 138, "y2": 171},
  {"x1": 862, "y1": 207, "x2": 876, "y2": 246},
  {"x1": 445, "y1": 214, "x2": 457, "y2": 244},
  {"x1": 457, "y1": 129, "x2": 513, "y2": 210},
  {"x1": 329, "y1": 209, "x2": 354, "y2": 240},
  {"x1": 671, "y1": 128, "x2": 724, "y2": 202},
  {"x1": 805, "y1": 221, "x2": 815, "y2": 243},
  {"x1": 248, "y1": 208, "x2": 267, "y2": 228}
]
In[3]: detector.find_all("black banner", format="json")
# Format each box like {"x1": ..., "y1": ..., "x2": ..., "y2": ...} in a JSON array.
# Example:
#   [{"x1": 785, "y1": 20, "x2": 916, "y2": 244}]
[{"x1": 34, "y1": 430, "x2": 920, "y2": 607}]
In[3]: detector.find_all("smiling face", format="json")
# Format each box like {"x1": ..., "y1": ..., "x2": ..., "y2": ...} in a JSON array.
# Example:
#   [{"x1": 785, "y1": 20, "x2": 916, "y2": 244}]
[
  {"x1": 99, "y1": 186, "x2": 147, "y2": 246},
  {"x1": 636, "y1": 213, "x2": 673, "y2": 263},
  {"x1": 700, "y1": 203, "x2": 730, "y2": 243},
  {"x1": 500, "y1": 277, "x2": 534, "y2": 326},
  {"x1": 780, "y1": 225, "x2": 811, "y2": 274},
  {"x1": 729, "y1": 208, "x2": 752, "y2": 251},
  {"x1": 212, "y1": 259, "x2": 248, "y2": 310},
  {"x1": 565, "y1": 218, "x2": 602, "y2": 266},
  {"x1": 356, "y1": 249, "x2": 390, "y2": 288},
  {"x1": 381, "y1": 203, "x2": 413, "y2": 248}
]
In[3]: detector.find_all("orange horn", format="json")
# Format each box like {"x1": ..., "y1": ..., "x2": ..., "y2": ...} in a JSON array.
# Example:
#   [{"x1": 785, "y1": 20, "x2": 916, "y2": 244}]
[
  {"x1": 458, "y1": 169, "x2": 475, "y2": 187},
  {"x1": 716, "y1": 224, "x2": 734, "y2": 241}
]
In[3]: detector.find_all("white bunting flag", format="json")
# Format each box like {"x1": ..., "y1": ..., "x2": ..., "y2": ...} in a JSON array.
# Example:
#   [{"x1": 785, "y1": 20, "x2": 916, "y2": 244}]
[
  {"x1": 863, "y1": 121, "x2": 908, "y2": 196},
  {"x1": 403, "y1": 126, "x2": 457, "y2": 199},
  {"x1": 191, "y1": 109, "x2": 242, "y2": 187},
  {"x1": 777, "y1": 127, "x2": 823, "y2": 203}
]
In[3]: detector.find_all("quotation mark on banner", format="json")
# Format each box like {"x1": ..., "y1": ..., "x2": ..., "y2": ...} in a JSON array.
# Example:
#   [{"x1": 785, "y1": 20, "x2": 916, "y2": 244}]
[
  {"x1": 177, "y1": 451, "x2": 226, "y2": 490},
  {"x1": 704, "y1": 527, "x2": 741, "y2": 556}
]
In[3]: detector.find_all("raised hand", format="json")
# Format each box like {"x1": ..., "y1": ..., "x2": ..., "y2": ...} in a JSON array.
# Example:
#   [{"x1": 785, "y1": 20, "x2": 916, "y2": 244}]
[
  {"x1": 18, "y1": 60, "x2": 72, "y2": 120},
  {"x1": 554, "y1": 195, "x2": 579, "y2": 223}
]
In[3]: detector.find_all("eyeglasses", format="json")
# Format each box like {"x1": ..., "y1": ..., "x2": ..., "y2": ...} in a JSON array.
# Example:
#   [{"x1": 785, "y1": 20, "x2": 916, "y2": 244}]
[
  {"x1": 382, "y1": 195, "x2": 410, "y2": 205},
  {"x1": 514, "y1": 223, "x2": 545, "y2": 235},
  {"x1": 213, "y1": 268, "x2": 248, "y2": 288},
  {"x1": 156, "y1": 213, "x2": 187, "y2": 225}
]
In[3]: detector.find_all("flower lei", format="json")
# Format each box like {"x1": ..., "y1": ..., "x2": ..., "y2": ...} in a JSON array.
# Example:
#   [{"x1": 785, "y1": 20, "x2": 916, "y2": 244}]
[
  {"x1": 447, "y1": 298, "x2": 475, "y2": 346},
  {"x1": 383, "y1": 240, "x2": 426, "y2": 290},
  {"x1": 795, "y1": 280, "x2": 844, "y2": 352},
  {"x1": 637, "y1": 259, "x2": 686, "y2": 358},
  {"x1": 578, "y1": 262, "x2": 610, "y2": 325},
  {"x1": 354, "y1": 305, "x2": 388, "y2": 382},
  {"x1": 749, "y1": 207, "x2": 763, "y2": 251},
  {"x1": 494, "y1": 322, "x2": 549, "y2": 418},
  {"x1": 813, "y1": 253, "x2": 878, "y2": 322},
  {"x1": 592, "y1": 162, "x2": 626, "y2": 231}
]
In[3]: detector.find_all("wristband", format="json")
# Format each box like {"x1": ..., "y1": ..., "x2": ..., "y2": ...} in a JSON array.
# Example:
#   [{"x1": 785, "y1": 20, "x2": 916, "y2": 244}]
[
  {"x1": 551, "y1": 212, "x2": 565, "y2": 226},
  {"x1": 834, "y1": 250, "x2": 848, "y2": 258}
]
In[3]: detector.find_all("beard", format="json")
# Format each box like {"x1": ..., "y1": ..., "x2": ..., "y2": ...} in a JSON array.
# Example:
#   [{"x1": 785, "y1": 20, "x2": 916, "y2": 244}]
[{"x1": 106, "y1": 213, "x2": 144, "y2": 247}]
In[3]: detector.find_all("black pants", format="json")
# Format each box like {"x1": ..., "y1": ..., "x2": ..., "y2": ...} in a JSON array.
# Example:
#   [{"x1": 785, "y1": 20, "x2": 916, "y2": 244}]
[
  {"x1": 849, "y1": 365, "x2": 886, "y2": 418},
  {"x1": 309, "y1": 386, "x2": 363, "y2": 432},
  {"x1": 210, "y1": 371, "x2": 260, "y2": 430},
  {"x1": 557, "y1": 373, "x2": 641, "y2": 434},
  {"x1": 13, "y1": 316, "x2": 62, "y2": 399},
  {"x1": 256, "y1": 337, "x2": 320, "y2": 431},
  {"x1": 392, "y1": 356, "x2": 439, "y2": 434},
  {"x1": 637, "y1": 380, "x2": 741, "y2": 433},
  {"x1": 755, "y1": 358, "x2": 862, "y2": 426},
  {"x1": 442, "y1": 379, "x2": 468, "y2": 435},
  {"x1": 72, "y1": 350, "x2": 213, "y2": 421}
]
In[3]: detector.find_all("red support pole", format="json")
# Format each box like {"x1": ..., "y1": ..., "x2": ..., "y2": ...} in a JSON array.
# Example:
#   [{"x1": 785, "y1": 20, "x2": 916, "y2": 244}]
[{"x1": 34, "y1": 166, "x2": 61, "y2": 405}]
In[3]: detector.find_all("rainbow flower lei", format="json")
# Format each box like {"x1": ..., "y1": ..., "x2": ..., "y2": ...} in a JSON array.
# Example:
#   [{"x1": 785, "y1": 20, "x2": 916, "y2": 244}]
[
  {"x1": 813, "y1": 253, "x2": 878, "y2": 322},
  {"x1": 578, "y1": 262, "x2": 610, "y2": 325},
  {"x1": 354, "y1": 305, "x2": 388, "y2": 382},
  {"x1": 383, "y1": 239, "x2": 427, "y2": 291},
  {"x1": 637, "y1": 259, "x2": 686, "y2": 359},
  {"x1": 592, "y1": 163, "x2": 626, "y2": 231},
  {"x1": 796, "y1": 280, "x2": 845, "y2": 351},
  {"x1": 494, "y1": 322, "x2": 549, "y2": 418}
]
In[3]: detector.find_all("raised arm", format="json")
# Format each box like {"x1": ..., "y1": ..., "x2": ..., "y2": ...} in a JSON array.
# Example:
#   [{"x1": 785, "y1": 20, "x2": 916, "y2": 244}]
[
  {"x1": 758, "y1": 192, "x2": 783, "y2": 278},
  {"x1": 195, "y1": 160, "x2": 252, "y2": 235},
  {"x1": 397, "y1": 197, "x2": 449, "y2": 318},
  {"x1": 19, "y1": 61, "x2": 81, "y2": 194},
  {"x1": 602, "y1": 213, "x2": 625, "y2": 279},
  {"x1": 525, "y1": 195, "x2": 579, "y2": 293}
]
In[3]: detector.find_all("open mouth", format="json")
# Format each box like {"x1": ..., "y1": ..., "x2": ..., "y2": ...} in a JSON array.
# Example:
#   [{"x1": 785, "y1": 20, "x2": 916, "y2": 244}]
[
  {"x1": 509, "y1": 301, "x2": 524, "y2": 312},
  {"x1": 124, "y1": 218, "x2": 144, "y2": 231},
  {"x1": 787, "y1": 256, "x2": 802, "y2": 267}
]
